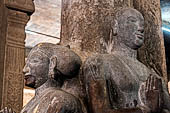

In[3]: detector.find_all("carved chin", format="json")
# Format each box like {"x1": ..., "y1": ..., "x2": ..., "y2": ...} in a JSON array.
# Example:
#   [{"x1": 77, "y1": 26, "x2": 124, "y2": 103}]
[
  {"x1": 135, "y1": 39, "x2": 144, "y2": 47},
  {"x1": 24, "y1": 76, "x2": 36, "y2": 88}
]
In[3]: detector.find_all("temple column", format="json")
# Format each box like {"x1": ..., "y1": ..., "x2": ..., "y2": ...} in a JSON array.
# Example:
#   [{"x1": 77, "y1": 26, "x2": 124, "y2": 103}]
[{"x1": 0, "y1": 0, "x2": 34, "y2": 112}]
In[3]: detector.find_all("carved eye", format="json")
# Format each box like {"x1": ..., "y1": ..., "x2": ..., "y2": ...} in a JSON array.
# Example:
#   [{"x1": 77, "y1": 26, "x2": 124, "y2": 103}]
[
  {"x1": 30, "y1": 59, "x2": 40, "y2": 63},
  {"x1": 33, "y1": 60, "x2": 39, "y2": 63},
  {"x1": 127, "y1": 16, "x2": 137, "y2": 23}
]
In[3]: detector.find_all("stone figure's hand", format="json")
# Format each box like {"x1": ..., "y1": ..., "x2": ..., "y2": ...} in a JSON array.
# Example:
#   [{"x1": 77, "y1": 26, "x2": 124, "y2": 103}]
[
  {"x1": 0, "y1": 107, "x2": 15, "y2": 113},
  {"x1": 139, "y1": 74, "x2": 162, "y2": 113}
]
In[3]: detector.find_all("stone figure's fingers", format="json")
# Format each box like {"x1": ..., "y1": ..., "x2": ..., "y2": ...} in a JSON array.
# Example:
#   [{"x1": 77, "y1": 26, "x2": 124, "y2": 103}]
[
  {"x1": 139, "y1": 83, "x2": 146, "y2": 105},
  {"x1": 146, "y1": 74, "x2": 151, "y2": 92},
  {"x1": 154, "y1": 77, "x2": 159, "y2": 90},
  {"x1": 153, "y1": 75, "x2": 157, "y2": 90},
  {"x1": 150, "y1": 75, "x2": 154, "y2": 90},
  {"x1": 158, "y1": 78, "x2": 162, "y2": 91},
  {"x1": 154, "y1": 77, "x2": 162, "y2": 91},
  {"x1": 145, "y1": 76, "x2": 149, "y2": 92}
]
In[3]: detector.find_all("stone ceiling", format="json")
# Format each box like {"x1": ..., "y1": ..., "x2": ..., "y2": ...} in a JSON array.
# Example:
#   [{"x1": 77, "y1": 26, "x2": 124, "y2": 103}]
[{"x1": 25, "y1": 0, "x2": 170, "y2": 48}]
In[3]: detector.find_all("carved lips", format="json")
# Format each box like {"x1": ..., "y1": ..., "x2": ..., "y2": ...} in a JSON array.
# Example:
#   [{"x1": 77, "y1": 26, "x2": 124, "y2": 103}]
[
  {"x1": 24, "y1": 75, "x2": 36, "y2": 88},
  {"x1": 135, "y1": 33, "x2": 144, "y2": 40}
]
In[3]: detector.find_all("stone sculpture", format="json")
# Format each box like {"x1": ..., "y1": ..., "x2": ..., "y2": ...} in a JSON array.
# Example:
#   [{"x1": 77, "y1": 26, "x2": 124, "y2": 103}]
[
  {"x1": 1, "y1": 43, "x2": 85, "y2": 113},
  {"x1": 83, "y1": 8, "x2": 170, "y2": 113}
]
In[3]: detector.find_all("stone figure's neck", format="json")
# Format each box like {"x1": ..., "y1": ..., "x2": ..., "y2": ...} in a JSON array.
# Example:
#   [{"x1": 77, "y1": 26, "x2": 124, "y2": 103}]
[
  {"x1": 35, "y1": 78, "x2": 61, "y2": 96},
  {"x1": 113, "y1": 43, "x2": 137, "y2": 59}
]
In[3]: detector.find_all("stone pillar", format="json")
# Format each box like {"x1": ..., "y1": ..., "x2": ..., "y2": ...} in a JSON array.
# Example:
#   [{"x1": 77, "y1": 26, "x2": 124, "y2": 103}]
[
  {"x1": 0, "y1": 0, "x2": 34, "y2": 112},
  {"x1": 133, "y1": 0, "x2": 167, "y2": 82},
  {"x1": 61, "y1": 0, "x2": 133, "y2": 60}
]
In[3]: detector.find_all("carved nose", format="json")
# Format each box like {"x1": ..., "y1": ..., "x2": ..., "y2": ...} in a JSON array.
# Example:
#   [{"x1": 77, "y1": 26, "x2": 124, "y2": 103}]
[
  {"x1": 23, "y1": 64, "x2": 30, "y2": 74},
  {"x1": 138, "y1": 27, "x2": 144, "y2": 34}
]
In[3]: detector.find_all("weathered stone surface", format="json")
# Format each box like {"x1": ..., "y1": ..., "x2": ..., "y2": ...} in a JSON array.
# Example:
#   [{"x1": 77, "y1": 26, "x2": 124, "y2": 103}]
[
  {"x1": 133, "y1": 0, "x2": 167, "y2": 82},
  {"x1": 0, "y1": 0, "x2": 34, "y2": 112},
  {"x1": 4, "y1": 0, "x2": 34, "y2": 15},
  {"x1": 21, "y1": 43, "x2": 85, "y2": 113},
  {"x1": 61, "y1": 0, "x2": 167, "y2": 82},
  {"x1": 83, "y1": 8, "x2": 170, "y2": 113},
  {"x1": 60, "y1": 0, "x2": 133, "y2": 61}
]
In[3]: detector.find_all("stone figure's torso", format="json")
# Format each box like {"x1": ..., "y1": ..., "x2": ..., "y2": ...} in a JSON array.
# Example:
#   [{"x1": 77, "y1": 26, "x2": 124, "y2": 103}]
[
  {"x1": 85, "y1": 53, "x2": 155, "y2": 109},
  {"x1": 21, "y1": 87, "x2": 83, "y2": 113}
]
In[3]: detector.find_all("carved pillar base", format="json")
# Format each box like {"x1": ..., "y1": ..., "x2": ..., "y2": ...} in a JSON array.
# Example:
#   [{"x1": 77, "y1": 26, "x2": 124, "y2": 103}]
[{"x1": 0, "y1": 1, "x2": 34, "y2": 113}]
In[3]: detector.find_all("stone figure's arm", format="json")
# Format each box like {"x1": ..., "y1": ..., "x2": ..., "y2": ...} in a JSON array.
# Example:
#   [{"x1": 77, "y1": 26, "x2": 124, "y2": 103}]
[{"x1": 83, "y1": 57, "x2": 144, "y2": 113}]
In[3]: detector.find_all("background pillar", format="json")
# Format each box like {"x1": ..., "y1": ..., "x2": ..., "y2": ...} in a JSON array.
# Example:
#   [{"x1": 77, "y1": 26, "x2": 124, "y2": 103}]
[{"x1": 0, "y1": 0, "x2": 34, "y2": 112}]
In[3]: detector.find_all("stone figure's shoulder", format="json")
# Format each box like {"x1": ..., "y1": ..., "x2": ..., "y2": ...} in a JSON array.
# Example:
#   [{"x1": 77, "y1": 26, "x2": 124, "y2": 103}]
[
  {"x1": 83, "y1": 54, "x2": 120, "y2": 80},
  {"x1": 84, "y1": 53, "x2": 118, "y2": 65},
  {"x1": 39, "y1": 88, "x2": 82, "y2": 112}
]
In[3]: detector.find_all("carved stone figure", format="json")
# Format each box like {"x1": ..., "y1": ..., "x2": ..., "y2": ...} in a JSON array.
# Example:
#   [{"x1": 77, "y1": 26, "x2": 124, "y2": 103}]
[
  {"x1": 83, "y1": 8, "x2": 170, "y2": 113},
  {"x1": 1, "y1": 43, "x2": 85, "y2": 113}
]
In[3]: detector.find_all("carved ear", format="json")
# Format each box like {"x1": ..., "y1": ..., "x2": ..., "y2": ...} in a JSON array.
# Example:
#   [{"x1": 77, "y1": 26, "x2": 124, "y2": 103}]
[
  {"x1": 48, "y1": 56, "x2": 57, "y2": 79},
  {"x1": 112, "y1": 20, "x2": 118, "y2": 36}
]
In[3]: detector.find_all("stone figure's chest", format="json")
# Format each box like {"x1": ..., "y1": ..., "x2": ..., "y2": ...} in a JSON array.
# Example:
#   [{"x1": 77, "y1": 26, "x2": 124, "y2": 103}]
[
  {"x1": 105, "y1": 59, "x2": 148, "y2": 91},
  {"x1": 103, "y1": 57, "x2": 150, "y2": 109}
]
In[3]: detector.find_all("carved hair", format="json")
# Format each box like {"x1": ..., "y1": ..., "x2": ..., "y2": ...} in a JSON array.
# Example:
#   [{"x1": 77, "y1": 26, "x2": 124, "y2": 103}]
[
  {"x1": 114, "y1": 7, "x2": 141, "y2": 21},
  {"x1": 29, "y1": 43, "x2": 82, "y2": 79}
]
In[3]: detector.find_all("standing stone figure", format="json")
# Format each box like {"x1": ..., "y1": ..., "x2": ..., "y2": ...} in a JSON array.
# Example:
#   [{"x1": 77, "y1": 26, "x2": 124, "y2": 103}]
[
  {"x1": 1, "y1": 43, "x2": 85, "y2": 113},
  {"x1": 83, "y1": 8, "x2": 170, "y2": 113}
]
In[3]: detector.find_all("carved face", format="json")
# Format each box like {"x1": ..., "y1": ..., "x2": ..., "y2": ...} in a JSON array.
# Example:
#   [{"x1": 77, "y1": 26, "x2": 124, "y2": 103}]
[
  {"x1": 23, "y1": 51, "x2": 49, "y2": 88},
  {"x1": 117, "y1": 9, "x2": 144, "y2": 49}
]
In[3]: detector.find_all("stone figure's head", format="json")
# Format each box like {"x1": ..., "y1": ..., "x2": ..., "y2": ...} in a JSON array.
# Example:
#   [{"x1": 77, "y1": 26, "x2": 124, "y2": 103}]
[
  {"x1": 113, "y1": 8, "x2": 144, "y2": 50},
  {"x1": 23, "y1": 43, "x2": 82, "y2": 88}
]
